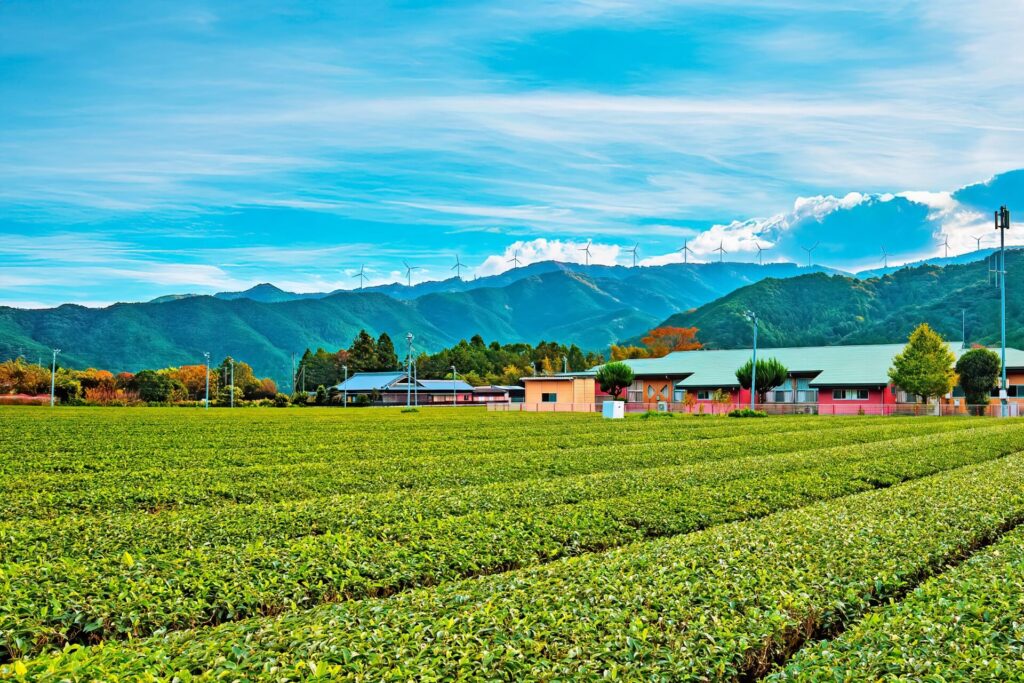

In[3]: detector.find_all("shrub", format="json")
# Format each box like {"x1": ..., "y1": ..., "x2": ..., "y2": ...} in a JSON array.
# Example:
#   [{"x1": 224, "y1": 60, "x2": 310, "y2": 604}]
[
  {"x1": 640, "y1": 410, "x2": 675, "y2": 419},
  {"x1": 728, "y1": 408, "x2": 767, "y2": 418},
  {"x1": 273, "y1": 393, "x2": 290, "y2": 407}
]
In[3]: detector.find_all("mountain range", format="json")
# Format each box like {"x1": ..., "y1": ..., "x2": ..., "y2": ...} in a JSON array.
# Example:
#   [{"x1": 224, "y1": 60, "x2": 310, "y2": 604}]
[
  {"x1": 0, "y1": 261, "x2": 834, "y2": 382},
  {"x1": 657, "y1": 250, "x2": 1023, "y2": 351},
  {"x1": 1, "y1": 249, "x2": 1018, "y2": 384}
]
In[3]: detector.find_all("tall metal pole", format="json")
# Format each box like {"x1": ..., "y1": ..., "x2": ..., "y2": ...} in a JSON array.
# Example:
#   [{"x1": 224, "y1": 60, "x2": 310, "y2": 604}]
[
  {"x1": 343, "y1": 365, "x2": 348, "y2": 406},
  {"x1": 746, "y1": 311, "x2": 757, "y2": 410},
  {"x1": 230, "y1": 359, "x2": 235, "y2": 408},
  {"x1": 996, "y1": 206, "x2": 1010, "y2": 415},
  {"x1": 562, "y1": 356, "x2": 568, "y2": 373},
  {"x1": 451, "y1": 365, "x2": 457, "y2": 407},
  {"x1": 204, "y1": 352, "x2": 210, "y2": 409},
  {"x1": 50, "y1": 348, "x2": 60, "y2": 407},
  {"x1": 291, "y1": 353, "x2": 296, "y2": 395},
  {"x1": 406, "y1": 333, "x2": 414, "y2": 408}
]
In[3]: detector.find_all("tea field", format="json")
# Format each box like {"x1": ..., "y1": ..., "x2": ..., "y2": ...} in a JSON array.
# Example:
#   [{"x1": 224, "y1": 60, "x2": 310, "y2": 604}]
[{"x1": 2, "y1": 407, "x2": 1024, "y2": 680}]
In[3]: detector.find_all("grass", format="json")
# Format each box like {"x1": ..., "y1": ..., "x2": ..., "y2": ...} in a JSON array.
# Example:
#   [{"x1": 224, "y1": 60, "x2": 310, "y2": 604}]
[{"x1": 0, "y1": 407, "x2": 1021, "y2": 680}]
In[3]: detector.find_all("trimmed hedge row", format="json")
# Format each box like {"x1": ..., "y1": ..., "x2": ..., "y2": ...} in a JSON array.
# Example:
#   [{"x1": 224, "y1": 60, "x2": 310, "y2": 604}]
[
  {"x1": 2, "y1": 424, "x2": 1021, "y2": 661},
  {"x1": 10, "y1": 449, "x2": 1024, "y2": 680},
  {"x1": 0, "y1": 418, "x2": 976, "y2": 520},
  {"x1": 770, "y1": 527, "x2": 1024, "y2": 680}
]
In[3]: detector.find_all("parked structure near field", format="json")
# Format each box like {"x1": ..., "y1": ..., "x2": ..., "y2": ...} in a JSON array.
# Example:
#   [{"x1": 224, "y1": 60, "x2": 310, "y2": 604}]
[
  {"x1": 332, "y1": 373, "x2": 520, "y2": 406},
  {"x1": 514, "y1": 342, "x2": 1024, "y2": 415}
]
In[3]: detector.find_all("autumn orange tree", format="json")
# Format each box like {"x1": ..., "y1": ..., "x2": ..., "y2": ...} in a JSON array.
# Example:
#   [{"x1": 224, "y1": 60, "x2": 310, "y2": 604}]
[{"x1": 641, "y1": 326, "x2": 702, "y2": 358}]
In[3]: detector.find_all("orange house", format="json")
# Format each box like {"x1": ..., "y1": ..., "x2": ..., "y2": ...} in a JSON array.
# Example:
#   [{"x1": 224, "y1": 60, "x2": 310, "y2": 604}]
[{"x1": 522, "y1": 376, "x2": 595, "y2": 408}]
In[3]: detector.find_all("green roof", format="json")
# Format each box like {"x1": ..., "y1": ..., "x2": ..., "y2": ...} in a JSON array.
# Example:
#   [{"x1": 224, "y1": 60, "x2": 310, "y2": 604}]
[{"x1": 592, "y1": 343, "x2": 1024, "y2": 389}]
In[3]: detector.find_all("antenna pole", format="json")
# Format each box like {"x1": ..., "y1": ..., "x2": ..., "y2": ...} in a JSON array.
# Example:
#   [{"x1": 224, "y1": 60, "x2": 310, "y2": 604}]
[
  {"x1": 996, "y1": 206, "x2": 1010, "y2": 415},
  {"x1": 50, "y1": 348, "x2": 60, "y2": 407}
]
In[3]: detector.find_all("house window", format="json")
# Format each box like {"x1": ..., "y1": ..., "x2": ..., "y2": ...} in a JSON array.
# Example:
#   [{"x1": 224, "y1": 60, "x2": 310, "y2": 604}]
[
  {"x1": 673, "y1": 389, "x2": 684, "y2": 402},
  {"x1": 541, "y1": 392, "x2": 558, "y2": 403},
  {"x1": 833, "y1": 389, "x2": 869, "y2": 400},
  {"x1": 646, "y1": 384, "x2": 655, "y2": 399},
  {"x1": 696, "y1": 390, "x2": 712, "y2": 400}
]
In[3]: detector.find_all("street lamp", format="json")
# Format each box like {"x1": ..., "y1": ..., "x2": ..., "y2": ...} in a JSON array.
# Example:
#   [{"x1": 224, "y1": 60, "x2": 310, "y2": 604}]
[
  {"x1": 745, "y1": 311, "x2": 758, "y2": 410},
  {"x1": 50, "y1": 348, "x2": 61, "y2": 407},
  {"x1": 203, "y1": 352, "x2": 210, "y2": 409},
  {"x1": 451, "y1": 365, "x2": 458, "y2": 407},
  {"x1": 562, "y1": 355, "x2": 568, "y2": 374},
  {"x1": 342, "y1": 364, "x2": 348, "y2": 407}
]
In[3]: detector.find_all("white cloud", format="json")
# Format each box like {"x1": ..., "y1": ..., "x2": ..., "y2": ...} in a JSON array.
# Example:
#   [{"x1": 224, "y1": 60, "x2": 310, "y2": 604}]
[{"x1": 476, "y1": 238, "x2": 622, "y2": 276}]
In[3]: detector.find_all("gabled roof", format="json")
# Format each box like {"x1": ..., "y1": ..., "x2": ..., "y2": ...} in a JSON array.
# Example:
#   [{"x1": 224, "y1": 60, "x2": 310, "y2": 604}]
[
  {"x1": 590, "y1": 342, "x2": 1024, "y2": 389},
  {"x1": 333, "y1": 372, "x2": 407, "y2": 392},
  {"x1": 401, "y1": 379, "x2": 474, "y2": 392}
]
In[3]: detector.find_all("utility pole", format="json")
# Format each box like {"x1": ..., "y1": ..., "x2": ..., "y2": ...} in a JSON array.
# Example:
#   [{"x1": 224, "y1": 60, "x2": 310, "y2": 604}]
[
  {"x1": 204, "y1": 352, "x2": 210, "y2": 409},
  {"x1": 406, "y1": 333, "x2": 414, "y2": 408},
  {"x1": 230, "y1": 358, "x2": 235, "y2": 408},
  {"x1": 50, "y1": 348, "x2": 60, "y2": 407},
  {"x1": 996, "y1": 206, "x2": 1010, "y2": 416},
  {"x1": 451, "y1": 365, "x2": 458, "y2": 407},
  {"x1": 342, "y1": 364, "x2": 348, "y2": 406},
  {"x1": 291, "y1": 353, "x2": 296, "y2": 395},
  {"x1": 745, "y1": 311, "x2": 758, "y2": 410}
]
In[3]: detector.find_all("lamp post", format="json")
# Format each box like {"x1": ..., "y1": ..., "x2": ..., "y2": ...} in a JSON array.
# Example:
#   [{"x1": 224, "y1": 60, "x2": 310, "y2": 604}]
[
  {"x1": 745, "y1": 311, "x2": 758, "y2": 410},
  {"x1": 203, "y1": 352, "x2": 210, "y2": 409},
  {"x1": 50, "y1": 348, "x2": 60, "y2": 407},
  {"x1": 996, "y1": 206, "x2": 1010, "y2": 416},
  {"x1": 230, "y1": 358, "x2": 235, "y2": 408},
  {"x1": 406, "y1": 333, "x2": 414, "y2": 408},
  {"x1": 562, "y1": 356, "x2": 568, "y2": 374},
  {"x1": 451, "y1": 365, "x2": 458, "y2": 406},
  {"x1": 342, "y1": 365, "x2": 348, "y2": 407}
]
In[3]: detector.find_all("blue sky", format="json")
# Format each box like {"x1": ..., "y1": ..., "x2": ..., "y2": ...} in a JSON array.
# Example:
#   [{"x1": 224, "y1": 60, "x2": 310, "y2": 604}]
[{"x1": 2, "y1": 0, "x2": 1023, "y2": 307}]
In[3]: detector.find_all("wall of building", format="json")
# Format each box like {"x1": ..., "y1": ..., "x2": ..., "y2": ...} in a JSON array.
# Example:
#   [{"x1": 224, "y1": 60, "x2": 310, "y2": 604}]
[{"x1": 524, "y1": 379, "x2": 593, "y2": 406}]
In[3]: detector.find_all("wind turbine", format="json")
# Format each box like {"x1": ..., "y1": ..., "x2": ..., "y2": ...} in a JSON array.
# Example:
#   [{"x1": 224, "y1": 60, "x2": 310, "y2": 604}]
[
  {"x1": 353, "y1": 264, "x2": 367, "y2": 289},
  {"x1": 971, "y1": 235, "x2": 985, "y2": 252},
  {"x1": 452, "y1": 254, "x2": 465, "y2": 280},
  {"x1": 579, "y1": 240, "x2": 593, "y2": 266},
  {"x1": 507, "y1": 250, "x2": 522, "y2": 269},
  {"x1": 626, "y1": 242, "x2": 639, "y2": 267},
  {"x1": 755, "y1": 242, "x2": 768, "y2": 265},
  {"x1": 679, "y1": 240, "x2": 695, "y2": 263},
  {"x1": 714, "y1": 241, "x2": 727, "y2": 263},
  {"x1": 802, "y1": 241, "x2": 819, "y2": 267},
  {"x1": 940, "y1": 235, "x2": 951, "y2": 258},
  {"x1": 402, "y1": 260, "x2": 418, "y2": 287},
  {"x1": 880, "y1": 246, "x2": 889, "y2": 269}
]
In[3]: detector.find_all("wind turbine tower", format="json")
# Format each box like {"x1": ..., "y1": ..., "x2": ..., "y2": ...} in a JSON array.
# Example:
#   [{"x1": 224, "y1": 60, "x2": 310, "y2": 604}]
[
  {"x1": 353, "y1": 264, "x2": 367, "y2": 290},
  {"x1": 755, "y1": 242, "x2": 767, "y2": 265},
  {"x1": 403, "y1": 260, "x2": 418, "y2": 287},
  {"x1": 579, "y1": 240, "x2": 593, "y2": 266},
  {"x1": 880, "y1": 246, "x2": 889, "y2": 269},
  {"x1": 802, "y1": 242, "x2": 819, "y2": 267},
  {"x1": 714, "y1": 241, "x2": 727, "y2": 263},
  {"x1": 679, "y1": 240, "x2": 695, "y2": 263},
  {"x1": 972, "y1": 235, "x2": 984, "y2": 252},
  {"x1": 941, "y1": 235, "x2": 951, "y2": 258},
  {"x1": 626, "y1": 243, "x2": 639, "y2": 267},
  {"x1": 507, "y1": 250, "x2": 522, "y2": 269},
  {"x1": 452, "y1": 254, "x2": 465, "y2": 280}
]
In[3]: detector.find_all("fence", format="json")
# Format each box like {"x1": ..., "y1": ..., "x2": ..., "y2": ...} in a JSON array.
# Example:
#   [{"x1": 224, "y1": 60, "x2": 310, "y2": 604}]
[{"x1": 489, "y1": 401, "x2": 1021, "y2": 417}]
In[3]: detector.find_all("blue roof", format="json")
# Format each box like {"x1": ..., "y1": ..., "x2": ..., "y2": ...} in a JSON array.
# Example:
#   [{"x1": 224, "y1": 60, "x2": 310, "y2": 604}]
[
  {"x1": 333, "y1": 372, "x2": 407, "y2": 391},
  {"x1": 396, "y1": 379, "x2": 474, "y2": 391}
]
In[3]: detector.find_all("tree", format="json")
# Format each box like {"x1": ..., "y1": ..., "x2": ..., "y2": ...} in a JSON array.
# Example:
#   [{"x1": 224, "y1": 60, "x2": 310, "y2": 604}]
[
  {"x1": 254, "y1": 377, "x2": 278, "y2": 399},
  {"x1": 611, "y1": 345, "x2": 649, "y2": 361},
  {"x1": 348, "y1": 330, "x2": 378, "y2": 373},
  {"x1": 315, "y1": 384, "x2": 328, "y2": 405},
  {"x1": 596, "y1": 362, "x2": 634, "y2": 400},
  {"x1": 130, "y1": 370, "x2": 174, "y2": 403},
  {"x1": 375, "y1": 332, "x2": 399, "y2": 371},
  {"x1": 641, "y1": 326, "x2": 702, "y2": 358},
  {"x1": 955, "y1": 347, "x2": 1001, "y2": 411},
  {"x1": 735, "y1": 357, "x2": 789, "y2": 402},
  {"x1": 169, "y1": 364, "x2": 211, "y2": 400},
  {"x1": 888, "y1": 323, "x2": 958, "y2": 402}
]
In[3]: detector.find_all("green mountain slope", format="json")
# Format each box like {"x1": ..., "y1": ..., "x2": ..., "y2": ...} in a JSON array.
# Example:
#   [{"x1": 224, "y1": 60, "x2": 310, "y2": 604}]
[
  {"x1": 0, "y1": 261, "x2": 835, "y2": 380},
  {"x1": 658, "y1": 252, "x2": 1024, "y2": 350}
]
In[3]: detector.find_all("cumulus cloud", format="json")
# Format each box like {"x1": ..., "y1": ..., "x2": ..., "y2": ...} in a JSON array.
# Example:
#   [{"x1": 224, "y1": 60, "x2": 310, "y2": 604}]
[{"x1": 476, "y1": 238, "x2": 622, "y2": 276}]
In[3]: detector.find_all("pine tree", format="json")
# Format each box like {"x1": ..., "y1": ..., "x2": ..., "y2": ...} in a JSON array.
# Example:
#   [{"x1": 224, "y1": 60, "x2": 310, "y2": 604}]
[
  {"x1": 375, "y1": 332, "x2": 399, "y2": 371},
  {"x1": 347, "y1": 330, "x2": 378, "y2": 373}
]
